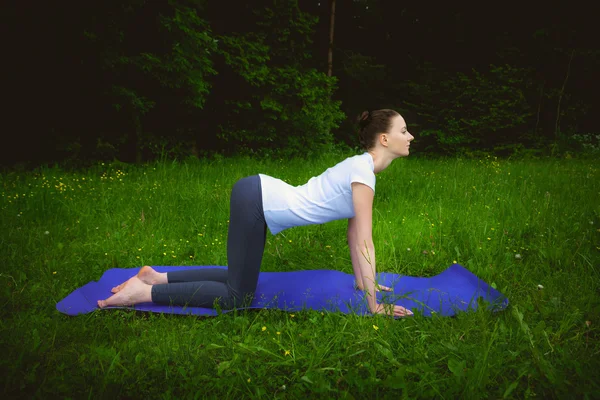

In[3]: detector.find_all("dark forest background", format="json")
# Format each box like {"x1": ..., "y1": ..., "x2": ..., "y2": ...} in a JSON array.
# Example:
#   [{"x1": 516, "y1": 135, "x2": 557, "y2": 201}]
[{"x1": 3, "y1": 0, "x2": 598, "y2": 168}]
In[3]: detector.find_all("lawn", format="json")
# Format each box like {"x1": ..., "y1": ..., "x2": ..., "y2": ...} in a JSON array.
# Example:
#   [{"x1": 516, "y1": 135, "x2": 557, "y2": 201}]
[{"x1": 1, "y1": 151, "x2": 599, "y2": 398}]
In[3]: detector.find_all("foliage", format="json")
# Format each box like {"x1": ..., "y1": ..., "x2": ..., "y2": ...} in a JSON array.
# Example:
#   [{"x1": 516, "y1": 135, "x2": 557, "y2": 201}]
[
  {"x1": 212, "y1": 0, "x2": 346, "y2": 158},
  {"x1": 255, "y1": 0, "x2": 317, "y2": 66},
  {"x1": 155, "y1": 1, "x2": 219, "y2": 109},
  {"x1": 342, "y1": 52, "x2": 387, "y2": 92},
  {"x1": 571, "y1": 133, "x2": 600, "y2": 154},
  {"x1": 85, "y1": 1, "x2": 218, "y2": 112},
  {"x1": 4, "y1": 1, "x2": 597, "y2": 168},
  {"x1": 216, "y1": 67, "x2": 345, "y2": 158},
  {"x1": 80, "y1": 0, "x2": 345, "y2": 160},
  {"x1": 405, "y1": 64, "x2": 533, "y2": 155},
  {"x1": 79, "y1": 0, "x2": 220, "y2": 163}
]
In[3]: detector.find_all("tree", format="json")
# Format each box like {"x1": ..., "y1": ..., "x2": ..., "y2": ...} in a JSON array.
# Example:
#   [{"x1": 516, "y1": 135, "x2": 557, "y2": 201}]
[
  {"x1": 327, "y1": 0, "x2": 336, "y2": 77},
  {"x1": 83, "y1": 0, "x2": 218, "y2": 162},
  {"x1": 204, "y1": 0, "x2": 345, "y2": 158},
  {"x1": 405, "y1": 64, "x2": 533, "y2": 154}
]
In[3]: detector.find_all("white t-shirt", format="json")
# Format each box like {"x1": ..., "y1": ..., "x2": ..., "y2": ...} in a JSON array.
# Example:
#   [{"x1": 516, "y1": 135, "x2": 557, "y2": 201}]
[{"x1": 259, "y1": 152, "x2": 376, "y2": 235}]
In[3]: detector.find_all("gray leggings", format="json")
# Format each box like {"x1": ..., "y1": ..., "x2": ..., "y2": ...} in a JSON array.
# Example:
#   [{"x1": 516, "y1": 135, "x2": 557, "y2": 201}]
[{"x1": 151, "y1": 175, "x2": 267, "y2": 309}]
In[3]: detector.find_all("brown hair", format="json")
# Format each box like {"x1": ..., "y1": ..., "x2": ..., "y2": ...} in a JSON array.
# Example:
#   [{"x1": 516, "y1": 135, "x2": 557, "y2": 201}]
[{"x1": 356, "y1": 109, "x2": 400, "y2": 151}]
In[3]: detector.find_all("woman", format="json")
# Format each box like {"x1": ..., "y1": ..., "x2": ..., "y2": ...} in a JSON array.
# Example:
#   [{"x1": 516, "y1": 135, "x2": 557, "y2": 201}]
[{"x1": 99, "y1": 109, "x2": 414, "y2": 317}]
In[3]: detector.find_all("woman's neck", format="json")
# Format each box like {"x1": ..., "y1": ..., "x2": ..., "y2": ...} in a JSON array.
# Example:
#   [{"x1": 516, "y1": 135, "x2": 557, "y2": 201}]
[{"x1": 367, "y1": 150, "x2": 394, "y2": 174}]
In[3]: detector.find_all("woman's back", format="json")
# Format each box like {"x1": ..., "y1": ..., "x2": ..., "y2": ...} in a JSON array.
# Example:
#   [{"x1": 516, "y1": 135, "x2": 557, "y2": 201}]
[{"x1": 259, "y1": 152, "x2": 376, "y2": 235}]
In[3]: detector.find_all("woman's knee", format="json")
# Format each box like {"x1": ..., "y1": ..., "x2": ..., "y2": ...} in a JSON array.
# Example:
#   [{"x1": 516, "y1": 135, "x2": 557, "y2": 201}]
[{"x1": 228, "y1": 291, "x2": 254, "y2": 309}]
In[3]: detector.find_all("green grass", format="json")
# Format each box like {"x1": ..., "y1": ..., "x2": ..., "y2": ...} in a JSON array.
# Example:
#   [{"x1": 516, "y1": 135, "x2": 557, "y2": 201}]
[{"x1": 1, "y1": 151, "x2": 599, "y2": 399}]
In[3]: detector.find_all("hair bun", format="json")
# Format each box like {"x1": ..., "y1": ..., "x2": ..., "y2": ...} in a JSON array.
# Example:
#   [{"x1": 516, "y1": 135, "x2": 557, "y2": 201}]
[{"x1": 357, "y1": 111, "x2": 371, "y2": 128}]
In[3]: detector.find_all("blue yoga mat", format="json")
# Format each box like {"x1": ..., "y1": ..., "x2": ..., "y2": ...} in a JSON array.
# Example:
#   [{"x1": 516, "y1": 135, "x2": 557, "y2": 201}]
[{"x1": 56, "y1": 264, "x2": 508, "y2": 317}]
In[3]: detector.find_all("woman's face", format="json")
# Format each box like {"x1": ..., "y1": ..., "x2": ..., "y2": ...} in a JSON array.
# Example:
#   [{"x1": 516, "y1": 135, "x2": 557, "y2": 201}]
[{"x1": 385, "y1": 115, "x2": 414, "y2": 157}]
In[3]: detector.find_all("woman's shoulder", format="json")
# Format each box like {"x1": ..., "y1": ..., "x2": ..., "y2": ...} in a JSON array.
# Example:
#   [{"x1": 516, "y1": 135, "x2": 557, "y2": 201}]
[
  {"x1": 336, "y1": 152, "x2": 370, "y2": 167},
  {"x1": 346, "y1": 152, "x2": 374, "y2": 173}
]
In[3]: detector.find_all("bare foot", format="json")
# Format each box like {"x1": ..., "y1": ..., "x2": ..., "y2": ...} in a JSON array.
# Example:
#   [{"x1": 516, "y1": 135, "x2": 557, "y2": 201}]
[
  {"x1": 98, "y1": 276, "x2": 152, "y2": 308},
  {"x1": 111, "y1": 276, "x2": 136, "y2": 294},
  {"x1": 111, "y1": 266, "x2": 167, "y2": 293}
]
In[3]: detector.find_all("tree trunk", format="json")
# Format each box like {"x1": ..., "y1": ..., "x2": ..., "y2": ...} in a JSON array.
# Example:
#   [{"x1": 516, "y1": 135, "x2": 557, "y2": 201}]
[
  {"x1": 535, "y1": 81, "x2": 545, "y2": 136},
  {"x1": 327, "y1": 0, "x2": 336, "y2": 77},
  {"x1": 555, "y1": 49, "x2": 575, "y2": 139}
]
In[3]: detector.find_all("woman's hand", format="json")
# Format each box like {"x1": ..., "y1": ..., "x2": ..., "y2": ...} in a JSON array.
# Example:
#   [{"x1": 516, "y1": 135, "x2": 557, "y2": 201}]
[{"x1": 371, "y1": 303, "x2": 413, "y2": 317}]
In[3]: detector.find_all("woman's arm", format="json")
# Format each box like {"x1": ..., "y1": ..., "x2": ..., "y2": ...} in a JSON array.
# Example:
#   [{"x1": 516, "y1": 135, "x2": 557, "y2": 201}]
[
  {"x1": 349, "y1": 217, "x2": 393, "y2": 291},
  {"x1": 349, "y1": 182, "x2": 379, "y2": 312},
  {"x1": 347, "y1": 216, "x2": 364, "y2": 289},
  {"x1": 350, "y1": 183, "x2": 412, "y2": 317}
]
